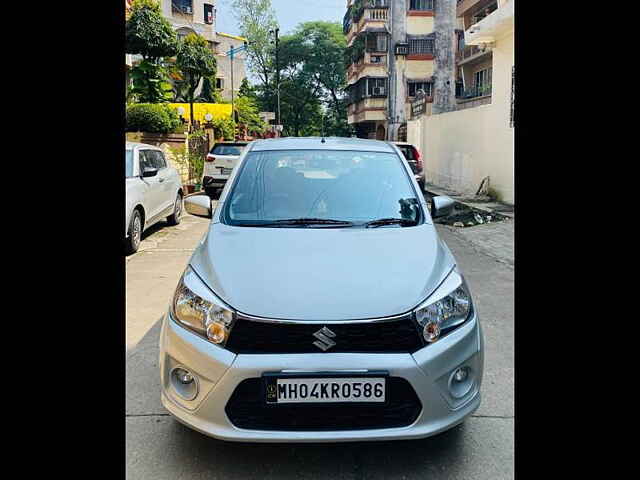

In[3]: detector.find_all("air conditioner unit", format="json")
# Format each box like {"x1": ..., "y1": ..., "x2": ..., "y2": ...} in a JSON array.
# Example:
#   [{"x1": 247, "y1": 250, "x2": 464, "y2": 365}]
[{"x1": 373, "y1": 87, "x2": 386, "y2": 96}]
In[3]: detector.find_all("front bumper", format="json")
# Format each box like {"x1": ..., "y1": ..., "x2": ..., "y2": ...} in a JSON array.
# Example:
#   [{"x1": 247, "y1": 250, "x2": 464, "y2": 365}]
[{"x1": 159, "y1": 311, "x2": 484, "y2": 443}]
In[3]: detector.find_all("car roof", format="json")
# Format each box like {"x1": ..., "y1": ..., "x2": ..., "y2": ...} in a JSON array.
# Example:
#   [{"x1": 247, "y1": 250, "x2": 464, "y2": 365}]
[
  {"x1": 126, "y1": 141, "x2": 162, "y2": 151},
  {"x1": 250, "y1": 137, "x2": 396, "y2": 153}
]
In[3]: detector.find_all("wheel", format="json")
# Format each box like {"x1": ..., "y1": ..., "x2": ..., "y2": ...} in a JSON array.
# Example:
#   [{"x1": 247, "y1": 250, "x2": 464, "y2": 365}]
[
  {"x1": 125, "y1": 210, "x2": 142, "y2": 255},
  {"x1": 167, "y1": 193, "x2": 183, "y2": 225}
]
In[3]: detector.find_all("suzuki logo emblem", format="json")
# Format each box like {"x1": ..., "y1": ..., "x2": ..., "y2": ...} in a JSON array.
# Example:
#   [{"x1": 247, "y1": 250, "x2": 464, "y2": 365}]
[{"x1": 313, "y1": 326, "x2": 337, "y2": 351}]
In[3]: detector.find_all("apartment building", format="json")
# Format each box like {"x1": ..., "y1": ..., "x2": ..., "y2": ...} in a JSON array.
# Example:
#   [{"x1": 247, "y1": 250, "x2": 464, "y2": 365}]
[
  {"x1": 344, "y1": 0, "x2": 452, "y2": 141},
  {"x1": 411, "y1": 0, "x2": 514, "y2": 203},
  {"x1": 215, "y1": 32, "x2": 248, "y2": 102},
  {"x1": 455, "y1": 0, "x2": 498, "y2": 109},
  {"x1": 158, "y1": 1, "x2": 246, "y2": 101}
]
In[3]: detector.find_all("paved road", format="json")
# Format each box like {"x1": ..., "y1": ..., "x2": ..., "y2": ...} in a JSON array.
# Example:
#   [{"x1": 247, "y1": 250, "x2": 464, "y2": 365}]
[{"x1": 126, "y1": 207, "x2": 514, "y2": 480}]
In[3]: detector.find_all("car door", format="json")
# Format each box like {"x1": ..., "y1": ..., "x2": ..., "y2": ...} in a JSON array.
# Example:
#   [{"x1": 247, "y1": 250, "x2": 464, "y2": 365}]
[
  {"x1": 150, "y1": 150, "x2": 174, "y2": 212},
  {"x1": 139, "y1": 149, "x2": 164, "y2": 221}
]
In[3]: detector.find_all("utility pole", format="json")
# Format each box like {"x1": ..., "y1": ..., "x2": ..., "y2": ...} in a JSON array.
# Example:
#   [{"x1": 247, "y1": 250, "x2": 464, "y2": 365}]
[
  {"x1": 270, "y1": 28, "x2": 281, "y2": 135},
  {"x1": 226, "y1": 41, "x2": 249, "y2": 139}
]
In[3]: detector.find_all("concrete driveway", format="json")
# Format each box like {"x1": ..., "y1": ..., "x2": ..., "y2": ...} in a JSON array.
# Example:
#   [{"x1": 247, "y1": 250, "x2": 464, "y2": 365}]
[{"x1": 126, "y1": 206, "x2": 514, "y2": 479}]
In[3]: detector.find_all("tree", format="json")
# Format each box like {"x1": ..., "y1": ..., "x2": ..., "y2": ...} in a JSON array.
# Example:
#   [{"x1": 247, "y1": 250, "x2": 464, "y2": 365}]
[
  {"x1": 175, "y1": 33, "x2": 217, "y2": 128},
  {"x1": 230, "y1": 0, "x2": 278, "y2": 101},
  {"x1": 125, "y1": 0, "x2": 178, "y2": 103},
  {"x1": 197, "y1": 76, "x2": 223, "y2": 103},
  {"x1": 274, "y1": 21, "x2": 350, "y2": 137}
]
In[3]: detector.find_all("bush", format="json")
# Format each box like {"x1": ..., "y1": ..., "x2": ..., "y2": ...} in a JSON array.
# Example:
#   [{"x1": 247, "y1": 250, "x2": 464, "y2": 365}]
[{"x1": 126, "y1": 103, "x2": 181, "y2": 133}]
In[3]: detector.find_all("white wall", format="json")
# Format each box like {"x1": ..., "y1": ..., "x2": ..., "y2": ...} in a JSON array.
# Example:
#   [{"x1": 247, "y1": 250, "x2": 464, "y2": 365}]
[{"x1": 419, "y1": 28, "x2": 514, "y2": 203}]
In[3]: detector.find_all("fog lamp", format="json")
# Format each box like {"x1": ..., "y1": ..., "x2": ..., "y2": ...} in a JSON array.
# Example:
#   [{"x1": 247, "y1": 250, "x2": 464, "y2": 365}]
[
  {"x1": 453, "y1": 367, "x2": 469, "y2": 383},
  {"x1": 175, "y1": 368, "x2": 194, "y2": 385},
  {"x1": 170, "y1": 367, "x2": 199, "y2": 401},
  {"x1": 423, "y1": 321, "x2": 441, "y2": 343}
]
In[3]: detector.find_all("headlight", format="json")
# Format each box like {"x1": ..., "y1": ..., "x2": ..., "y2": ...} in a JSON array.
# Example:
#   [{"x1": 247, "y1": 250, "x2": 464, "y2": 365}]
[
  {"x1": 171, "y1": 266, "x2": 234, "y2": 346},
  {"x1": 414, "y1": 268, "x2": 473, "y2": 343}
]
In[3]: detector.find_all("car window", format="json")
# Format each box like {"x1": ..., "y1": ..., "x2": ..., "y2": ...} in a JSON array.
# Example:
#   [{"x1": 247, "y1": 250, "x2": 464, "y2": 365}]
[
  {"x1": 148, "y1": 150, "x2": 166, "y2": 169},
  {"x1": 211, "y1": 144, "x2": 246, "y2": 156},
  {"x1": 223, "y1": 149, "x2": 422, "y2": 226},
  {"x1": 139, "y1": 150, "x2": 155, "y2": 173},
  {"x1": 126, "y1": 149, "x2": 134, "y2": 177},
  {"x1": 398, "y1": 145, "x2": 415, "y2": 161}
]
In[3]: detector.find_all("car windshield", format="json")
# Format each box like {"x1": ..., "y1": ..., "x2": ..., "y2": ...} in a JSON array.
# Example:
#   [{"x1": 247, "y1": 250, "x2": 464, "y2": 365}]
[
  {"x1": 211, "y1": 144, "x2": 245, "y2": 156},
  {"x1": 125, "y1": 149, "x2": 134, "y2": 177},
  {"x1": 223, "y1": 149, "x2": 422, "y2": 227}
]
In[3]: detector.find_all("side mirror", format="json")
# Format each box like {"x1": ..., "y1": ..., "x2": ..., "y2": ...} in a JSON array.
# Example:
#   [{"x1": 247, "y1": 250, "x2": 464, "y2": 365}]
[
  {"x1": 142, "y1": 168, "x2": 158, "y2": 178},
  {"x1": 184, "y1": 194, "x2": 212, "y2": 219},
  {"x1": 431, "y1": 195, "x2": 456, "y2": 218}
]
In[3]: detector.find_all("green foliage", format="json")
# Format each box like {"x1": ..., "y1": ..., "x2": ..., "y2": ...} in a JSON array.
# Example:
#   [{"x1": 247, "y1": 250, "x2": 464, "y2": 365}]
[
  {"x1": 175, "y1": 33, "x2": 218, "y2": 126},
  {"x1": 126, "y1": 103, "x2": 181, "y2": 133},
  {"x1": 197, "y1": 76, "x2": 223, "y2": 103},
  {"x1": 126, "y1": 1, "x2": 177, "y2": 104},
  {"x1": 211, "y1": 117, "x2": 235, "y2": 140},
  {"x1": 235, "y1": 96, "x2": 268, "y2": 135},
  {"x1": 275, "y1": 21, "x2": 349, "y2": 137},
  {"x1": 230, "y1": 0, "x2": 278, "y2": 89},
  {"x1": 125, "y1": 0, "x2": 178, "y2": 59},
  {"x1": 238, "y1": 78, "x2": 258, "y2": 102},
  {"x1": 129, "y1": 59, "x2": 174, "y2": 103}
]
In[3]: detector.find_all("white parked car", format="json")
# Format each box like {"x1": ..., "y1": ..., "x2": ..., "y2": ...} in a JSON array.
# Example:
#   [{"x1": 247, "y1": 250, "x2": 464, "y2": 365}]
[
  {"x1": 125, "y1": 142, "x2": 184, "y2": 255},
  {"x1": 202, "y1": 141, "x2": 249, "y2": 198}
]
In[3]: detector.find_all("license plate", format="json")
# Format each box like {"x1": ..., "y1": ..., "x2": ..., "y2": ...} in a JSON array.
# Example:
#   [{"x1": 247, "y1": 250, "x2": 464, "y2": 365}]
[{"x1": 265, "y1": 377, "x2": 386, "y2": 404}]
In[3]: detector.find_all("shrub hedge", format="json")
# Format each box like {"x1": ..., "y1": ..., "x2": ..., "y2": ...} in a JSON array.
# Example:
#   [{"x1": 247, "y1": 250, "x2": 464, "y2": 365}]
[{"x1": 126, "y1": 103, "x2": 181, "y2": 133}]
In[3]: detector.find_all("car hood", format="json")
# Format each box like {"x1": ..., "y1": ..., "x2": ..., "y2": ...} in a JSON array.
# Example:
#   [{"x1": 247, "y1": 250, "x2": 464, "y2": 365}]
[{"x1": 189, "y1": 222, "x2": 456, "y2": 321}]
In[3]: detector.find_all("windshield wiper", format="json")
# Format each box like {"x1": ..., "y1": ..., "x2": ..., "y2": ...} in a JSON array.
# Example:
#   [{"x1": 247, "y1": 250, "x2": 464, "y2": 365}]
[
  {"x1": 236, "y1": 218, "x2": 355, "y2": 227},
  {"x1": 363, "y1": 217, "x2": 419, "y2": 228}
]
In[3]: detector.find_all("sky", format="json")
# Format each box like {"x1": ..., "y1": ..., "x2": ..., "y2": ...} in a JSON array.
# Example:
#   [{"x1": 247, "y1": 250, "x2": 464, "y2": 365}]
[{"x1": 215, "y1": 0, "x2": 346, "y2": 37}]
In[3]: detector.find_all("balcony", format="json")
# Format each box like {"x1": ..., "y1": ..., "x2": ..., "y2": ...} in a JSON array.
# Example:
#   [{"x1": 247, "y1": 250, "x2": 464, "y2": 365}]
[
  {"x1": 347, "y1": 52, "x2": 388, "y2": 83},
  {"x1": 456, "y1": 44, "x2": 492, "y2": 65},
  {"x1": 456, "y1": 84, "x2": 492, "y2": 109},
  {"x1": 456, "y1": 0, "x2": 495, "y2": 20},
  {"x1": 346, "y1": 3, "x2": 389, "y2": 44},
  {"x1": 347, "y1": 97, "x2": 387, "y2": 124},
  {"x1": 465, "y1": 0, "x2": 514, "y2": 46}
]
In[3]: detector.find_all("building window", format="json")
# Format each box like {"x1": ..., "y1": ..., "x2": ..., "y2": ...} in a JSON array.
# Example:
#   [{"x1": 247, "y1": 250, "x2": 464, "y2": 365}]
[
  {"x1": 410, "y1": 0, "x2": 434, "y2": 11},
  {"x1": 204, "y1": 4, "x2": 214, "y2": 24},
  {"x1": 408, "y1": 38, "x2": 434, "y2": 55},
  {"x1": 366, "y1": 33, "x2": 388, "y2": 53},
  {"x1": 368, "y1": 78, "x2": 387, "y2": 96},
  {"x1": 408, "y1": 81, "x2": 432, "y2": 98},
  {"x1": 216, "y1": 78, "x2": 224, "y2": 89},
  {"x1": 473, "y1": 67, "x2": 492, "y2": 96},
  {"x1": 173, "y1": 0, "x2": 193, "y2": 15}
]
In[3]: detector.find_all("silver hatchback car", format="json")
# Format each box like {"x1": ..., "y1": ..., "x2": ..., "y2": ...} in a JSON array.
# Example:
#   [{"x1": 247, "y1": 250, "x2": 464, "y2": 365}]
[{"x1": 159, "y1": 137, "x2": 484, "y2": 442}]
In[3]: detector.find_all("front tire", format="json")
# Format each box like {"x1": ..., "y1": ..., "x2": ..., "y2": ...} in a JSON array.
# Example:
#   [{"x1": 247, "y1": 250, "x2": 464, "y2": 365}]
[
  {"x1": 125, "y1": 210, "x2": 142, "y2": 255},
  {"x1": 167, "y1": 193, "x2": 183, "y2": 225}
]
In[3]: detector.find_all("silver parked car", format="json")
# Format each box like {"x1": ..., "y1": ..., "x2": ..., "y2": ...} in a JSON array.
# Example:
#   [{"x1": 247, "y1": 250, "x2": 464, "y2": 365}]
[
  {"x1": 160, "y1": 137, "x2": 483, "y2": 442},
  {"x1": 125, "y1": 142, "x2": 183, "y2": 254}
]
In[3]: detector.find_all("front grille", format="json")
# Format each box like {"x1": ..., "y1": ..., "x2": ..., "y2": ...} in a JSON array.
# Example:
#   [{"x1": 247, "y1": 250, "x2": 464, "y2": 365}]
[
  {"x1": 225, "y1": 377, "x2": 422, "y2": 431},
  {"x1": 225, "y1": 314, "x2": 424, "y2": 354}
]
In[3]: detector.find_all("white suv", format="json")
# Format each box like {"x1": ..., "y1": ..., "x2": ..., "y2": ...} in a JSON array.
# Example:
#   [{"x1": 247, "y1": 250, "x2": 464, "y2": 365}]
[
  {"x1": 125, "y1": 142, "x2": 183, "y2": 255},
  {"x1": 202, "y1": 141, "x2": 249, "y2": 198}
]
